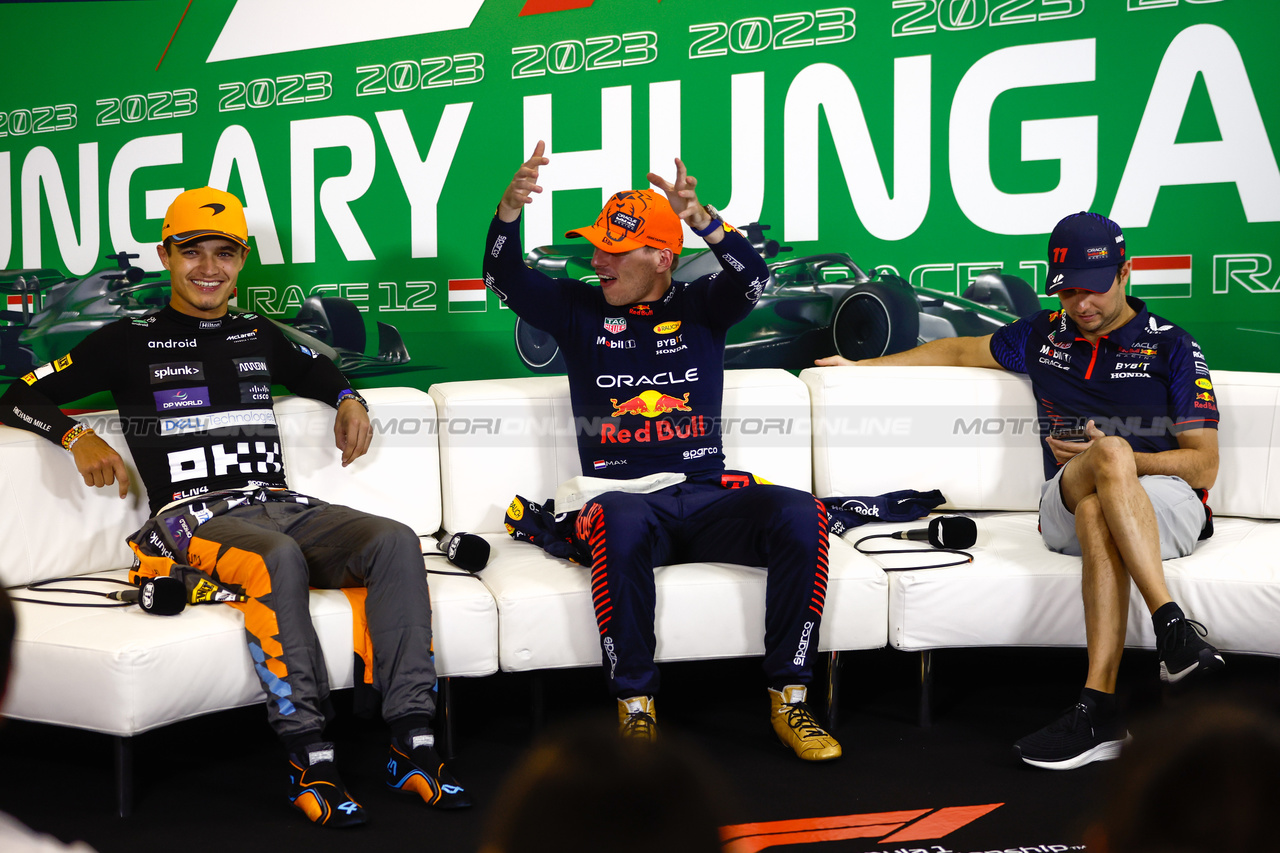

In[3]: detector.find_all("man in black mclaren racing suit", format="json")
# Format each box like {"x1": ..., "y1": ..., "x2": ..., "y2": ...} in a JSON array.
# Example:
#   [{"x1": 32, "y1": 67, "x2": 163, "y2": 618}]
[
  {"x1": 484, "y1": 143, "x2": 840, "y2": 762},
  {"x1": 0, "y1": 187, "x2": 467, "y2": 827}
]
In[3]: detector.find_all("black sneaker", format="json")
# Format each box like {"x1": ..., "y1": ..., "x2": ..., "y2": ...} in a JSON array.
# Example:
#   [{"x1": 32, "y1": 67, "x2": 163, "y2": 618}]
[
  {"x1": 1013, "y1": 702, "x2": 1130, "y2": 770},
  {"x1": 386, "y1": 728, "x2": 471, "y2": 809},
  {"x1": 1157, "y1": 614, "x2": 1225, "y2": 684},
  {"x1": 286, "y1": 742, "x2": 368, "y2": 828}
]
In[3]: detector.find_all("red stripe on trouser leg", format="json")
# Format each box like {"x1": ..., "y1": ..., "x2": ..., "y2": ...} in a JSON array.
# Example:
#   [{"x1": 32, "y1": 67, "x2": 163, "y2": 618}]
[{"x1": 809, "y1": 497, "x2": 830, "y2": 618}]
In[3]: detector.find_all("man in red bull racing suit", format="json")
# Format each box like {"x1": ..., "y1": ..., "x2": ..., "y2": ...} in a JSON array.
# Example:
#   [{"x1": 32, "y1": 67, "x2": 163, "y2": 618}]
[
  {"x1": 0, "y1": 187, "x2": 468, "y2": 825},
  {"x1": 484, "y1": 143, "x2": 839, "y2": 761},
  {"x1": 818, "y1": 212, "x2": 1222, "y2": 771}
]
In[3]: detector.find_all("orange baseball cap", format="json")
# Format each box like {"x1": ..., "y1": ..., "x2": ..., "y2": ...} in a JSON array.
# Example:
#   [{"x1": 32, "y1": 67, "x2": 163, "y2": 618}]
[
  {"x1": 161, "y1": 186, "x2": 251, "y2": 251},
  {"x1": 566, "y1": 190, "x2": 683, "y2": 255}
]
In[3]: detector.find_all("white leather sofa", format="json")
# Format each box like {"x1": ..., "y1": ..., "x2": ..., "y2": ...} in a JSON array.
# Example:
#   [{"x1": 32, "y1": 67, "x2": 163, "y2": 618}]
[
  {"x1": 7, "y1": 365, "x2": 1277, "y2": 813},
  {"x1": 429, "y1": 368, "x2": 889, "y2": 715},
  {"x1": 0, "y1": 387, "x2": 499, "y2": 815},
  {"x1": 803, "y1": 365, "x2": 1280, "y2": 722}
]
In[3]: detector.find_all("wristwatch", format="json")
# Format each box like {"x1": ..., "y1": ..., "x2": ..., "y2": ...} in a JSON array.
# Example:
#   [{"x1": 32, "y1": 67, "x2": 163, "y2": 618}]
[{"x1": 692, "y1": 204, "x2": 722, "y2": 238}]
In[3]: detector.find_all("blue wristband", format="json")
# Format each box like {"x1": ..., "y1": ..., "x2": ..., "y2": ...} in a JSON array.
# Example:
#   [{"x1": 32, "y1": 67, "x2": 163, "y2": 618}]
[{"x1": 692, "y1": 218, "x2": 722, "y2": 238}]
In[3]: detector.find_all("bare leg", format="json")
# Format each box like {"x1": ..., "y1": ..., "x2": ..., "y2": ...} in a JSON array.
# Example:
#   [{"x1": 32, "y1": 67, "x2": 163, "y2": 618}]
[
  {"x1": 1076, "y1": 494, "x2": 1129, "y2": 694},
  {"x1": 1060, "y1": 437, "x2": 1172, "y2": 614}
]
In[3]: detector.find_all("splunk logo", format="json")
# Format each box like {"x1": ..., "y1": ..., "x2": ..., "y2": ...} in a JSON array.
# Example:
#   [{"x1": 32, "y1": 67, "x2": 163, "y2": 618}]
[{"x1": 150, "y1": 362, "x2": 205, "y2": 384}]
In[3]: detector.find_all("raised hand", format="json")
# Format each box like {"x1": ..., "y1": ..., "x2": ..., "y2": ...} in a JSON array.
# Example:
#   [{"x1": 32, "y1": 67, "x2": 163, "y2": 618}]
[
  {"x1": 646, "y1": 158, "x2": 711, "y2": 229},
  {"x1": 499, "y1": 140, "x2": 550, "y2": 222}
]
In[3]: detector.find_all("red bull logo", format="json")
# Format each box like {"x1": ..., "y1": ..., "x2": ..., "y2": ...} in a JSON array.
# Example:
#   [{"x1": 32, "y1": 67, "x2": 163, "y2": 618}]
[
  {"x1": 1195, "y1": 391, "x2": 1215, "y2": 403},
  {"x1": 602, "y1": 388, "x2": 704, "y2": 445},
  {"x1": 609, "y1": 389, "x2": 691, "y2": 418}
]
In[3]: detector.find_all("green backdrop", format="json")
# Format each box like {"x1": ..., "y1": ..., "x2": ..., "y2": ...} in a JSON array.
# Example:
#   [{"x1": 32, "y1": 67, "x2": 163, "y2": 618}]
[{"x1": 2, "y1": 0, "x2": 1277, "y2": 396}]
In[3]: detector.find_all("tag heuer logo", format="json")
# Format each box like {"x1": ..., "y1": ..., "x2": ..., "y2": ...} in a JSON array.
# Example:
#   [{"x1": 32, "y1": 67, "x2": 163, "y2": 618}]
[{"x1": 603, "y1": 317, "x2": 627, "y2": 334}]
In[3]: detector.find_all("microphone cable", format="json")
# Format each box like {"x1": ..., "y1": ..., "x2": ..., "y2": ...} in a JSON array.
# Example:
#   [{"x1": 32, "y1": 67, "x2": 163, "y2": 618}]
[
  {"x1": 849, "y1": 533, "x2": 973, "y2": 571},
  {"x1": 11, "y1": 577, "x2": 139, "y2": 608}
]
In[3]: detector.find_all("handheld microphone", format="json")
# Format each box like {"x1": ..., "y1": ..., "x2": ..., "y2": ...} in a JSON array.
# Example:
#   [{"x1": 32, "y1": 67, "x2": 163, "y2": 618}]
[
  {"x1": 435, "y1": 532, "x2": 490, "y2": 574},
  {"x1": 890, "y1": 516, "x2": 977, "y2": 550},
  {"x1": 106, "y1": 576, "x2": 187, "y2": 616}
]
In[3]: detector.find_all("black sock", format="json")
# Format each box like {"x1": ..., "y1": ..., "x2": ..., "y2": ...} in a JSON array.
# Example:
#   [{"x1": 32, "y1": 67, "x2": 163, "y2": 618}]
[
  {"x1": 283, "y1": 730, "x2": 327, "y2": 759},
  {"x1": 390, "y1": 714, "x2": 433, "y2": 746},
  {"x1": 1152, "y1": 601, "x2": 1185, "y2": 635},
  {"x1": 1081, "y1": 688, "x2": 1117, "y2": 719}
]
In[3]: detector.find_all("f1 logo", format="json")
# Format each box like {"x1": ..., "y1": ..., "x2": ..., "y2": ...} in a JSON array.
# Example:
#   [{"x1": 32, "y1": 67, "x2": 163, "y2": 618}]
[{"x1": 720, "y1": 804, "x2": 1003, "y2": 852}]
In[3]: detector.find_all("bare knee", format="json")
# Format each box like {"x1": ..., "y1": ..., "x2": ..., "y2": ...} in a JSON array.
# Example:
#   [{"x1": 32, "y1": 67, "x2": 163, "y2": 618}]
[{"x1": 1087, "y1": 436, "x2": 1137, "y2": 483}]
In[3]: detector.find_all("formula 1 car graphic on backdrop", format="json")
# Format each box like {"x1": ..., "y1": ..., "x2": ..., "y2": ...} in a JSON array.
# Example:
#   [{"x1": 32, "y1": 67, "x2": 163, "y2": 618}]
[
  {"x1": 1, "y1": 252, "x2": 417, "y2": 378},
  {"x1": 513, "y1": 223, "x2": 1041, "y2": 374}
]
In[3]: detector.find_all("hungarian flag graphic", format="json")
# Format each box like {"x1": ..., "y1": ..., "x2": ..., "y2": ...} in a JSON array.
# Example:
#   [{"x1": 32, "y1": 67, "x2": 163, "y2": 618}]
[
  {"x1": 448, "y1": 279, "x2": 487, "y2": 313},
  {"x1": 1130, "y1": 255, "x2": 1192, "y2": 299}
]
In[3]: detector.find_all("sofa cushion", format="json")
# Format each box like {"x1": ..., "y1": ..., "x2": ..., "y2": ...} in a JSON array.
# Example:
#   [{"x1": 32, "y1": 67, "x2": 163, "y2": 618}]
[
  {"x1": 882, "y1": 514, "x2": 1280, "y2": 656},
  {"x1": 0, "y1": 387, "x2": 444, "y2": 588},
  {"x1": 476, "y1": 532, "x2": 887, "y2": 674},
  {"x1": 804, "y1": 366, "x2": 1280, "y2": 520},
  {"x1": 431, "y1": 369, "x2": 814, "y2": 535},
  {"x1": 4, "y1": 565, "x2": 498, "y2": 735}
]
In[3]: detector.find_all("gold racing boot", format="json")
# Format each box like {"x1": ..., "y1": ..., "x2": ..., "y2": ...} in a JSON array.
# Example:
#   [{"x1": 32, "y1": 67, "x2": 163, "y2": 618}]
[
  {"x1": 769, "y1": 685, "x2": 842, "y2": 762},
  {"x1": 617, "y1": 695, "x2": 658, "y2": 741}
]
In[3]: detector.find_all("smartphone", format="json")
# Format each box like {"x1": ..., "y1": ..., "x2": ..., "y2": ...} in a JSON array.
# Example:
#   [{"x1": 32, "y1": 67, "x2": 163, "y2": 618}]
[{"x1": 1050, "y1": 427, "x2": 1088, "y2": 442}]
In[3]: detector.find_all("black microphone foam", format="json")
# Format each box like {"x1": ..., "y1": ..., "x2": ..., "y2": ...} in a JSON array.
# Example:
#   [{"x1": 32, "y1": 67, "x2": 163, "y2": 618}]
[
  {"x1": 891, "y1": 516, "x2": 977, "y2": 550},
  {"x1": 109, "y1": 576, "x2": 186, "y2": 615},
  {"x1": 927, "y1": 515, "x2": 977, "y2": 549},
  {"x1": 438, "y1": 532, "x2": 490, "y2": 573}
]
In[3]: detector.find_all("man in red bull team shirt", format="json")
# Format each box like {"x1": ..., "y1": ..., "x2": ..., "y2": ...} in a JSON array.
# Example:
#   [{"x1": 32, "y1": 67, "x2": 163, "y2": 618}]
[
  {"x1": 484, "y1": 143, "x2": 840, "y2": 761},
  {"x1": 818, "y1": 212, "x2": 1222, "y2": 771}
]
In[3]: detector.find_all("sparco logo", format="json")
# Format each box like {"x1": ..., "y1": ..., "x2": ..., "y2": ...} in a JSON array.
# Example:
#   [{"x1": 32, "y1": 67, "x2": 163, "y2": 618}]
[
  {"x1": 603, "y1": 637, "x2": 618, "y2": 679},
  {"x1": 793, "y1": 620, "x2": 815, "y2": 666},
  {"x1": 148, "y1": 339, "x2": 196, "y2": 349}
]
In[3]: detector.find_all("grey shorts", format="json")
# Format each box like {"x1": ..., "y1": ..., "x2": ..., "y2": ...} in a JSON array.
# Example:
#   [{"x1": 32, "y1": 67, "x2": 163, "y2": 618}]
[{"x1": 1038, "y1": 463, "x2": 1206, "y2": 559}]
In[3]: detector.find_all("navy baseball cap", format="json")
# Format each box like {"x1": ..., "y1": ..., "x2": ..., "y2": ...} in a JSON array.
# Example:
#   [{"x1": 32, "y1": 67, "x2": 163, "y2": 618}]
[{"x1": 1045, "y1": 212, "x2": 1125, "y2": 295}]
